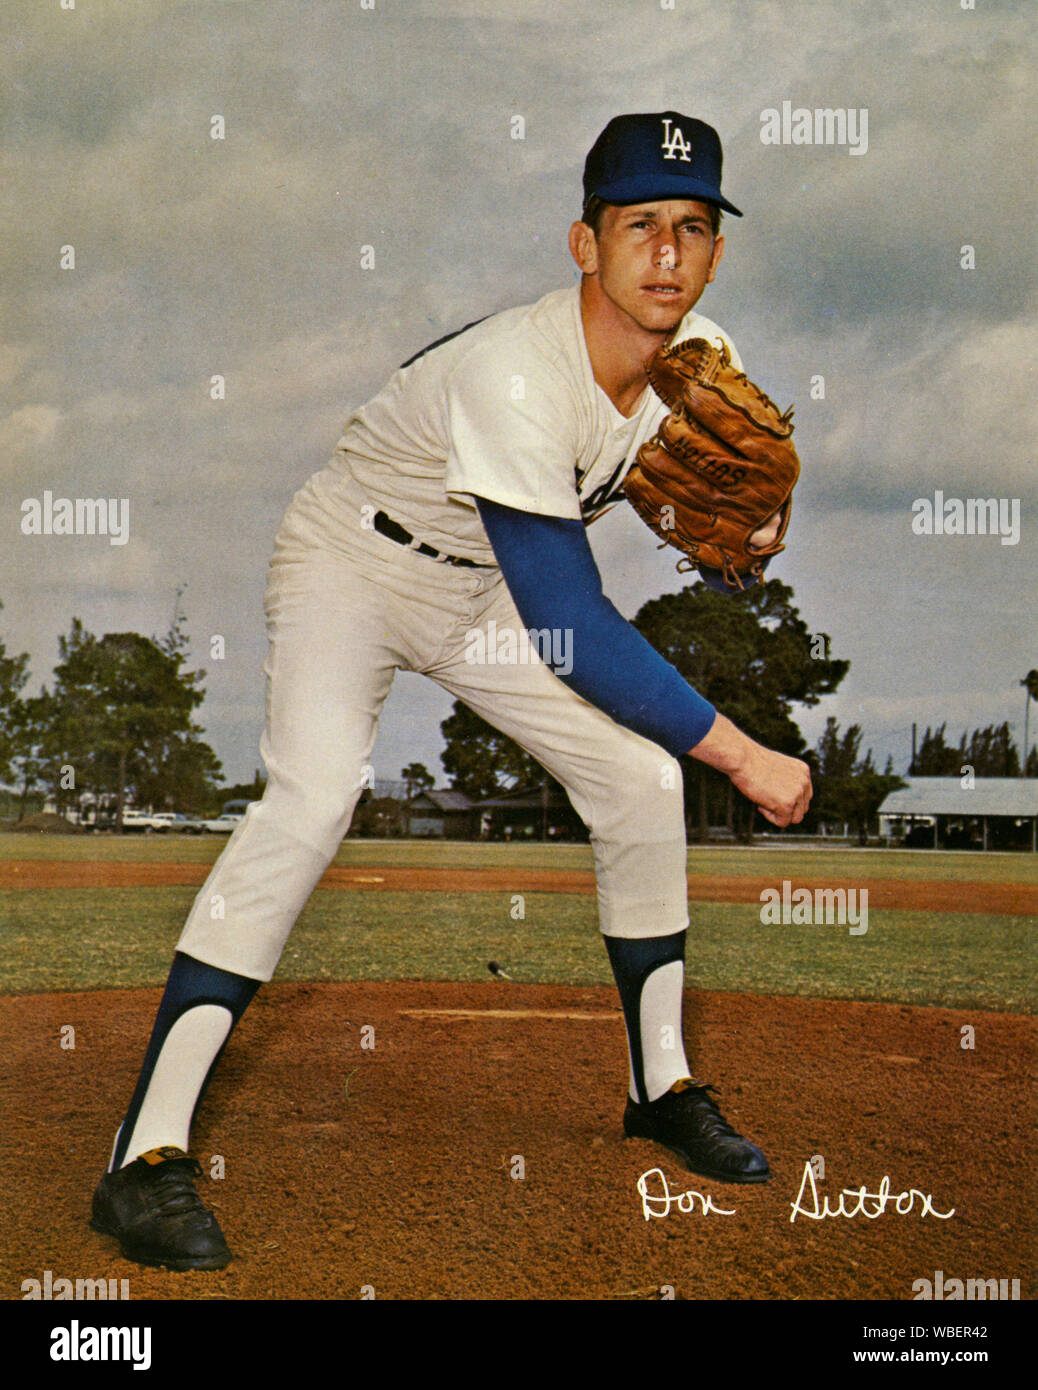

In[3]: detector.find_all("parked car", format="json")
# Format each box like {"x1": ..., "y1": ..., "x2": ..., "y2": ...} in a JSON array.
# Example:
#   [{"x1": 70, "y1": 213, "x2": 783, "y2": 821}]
[
  {"x1": 151, "y1": 812, "x2": 205, "y2": 835},
  {"x1": 118, "y1": 810, "x2": 168, "y2": 834},
  {"x1": 199, "y1": 814, "x2": 244, "y2": 834}
]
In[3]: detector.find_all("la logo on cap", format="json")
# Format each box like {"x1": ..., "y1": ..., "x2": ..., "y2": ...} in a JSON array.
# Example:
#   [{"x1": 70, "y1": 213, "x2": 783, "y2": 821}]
[
  {"x1": 582, "y1": 111, "x2": 743, "y2": 217},
  {"x1": 661, "y1": 118, "x2": 693, "y2": 163}
]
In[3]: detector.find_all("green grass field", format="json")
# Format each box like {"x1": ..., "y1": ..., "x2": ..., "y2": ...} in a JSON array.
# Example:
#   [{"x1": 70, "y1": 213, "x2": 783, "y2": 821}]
[
  {"x1": 1, "y1": 834, "x2": 1034, "y2": 1011},
  {"x1": 2, "y1": 887, "x2": 1033, "y2": 1012}
]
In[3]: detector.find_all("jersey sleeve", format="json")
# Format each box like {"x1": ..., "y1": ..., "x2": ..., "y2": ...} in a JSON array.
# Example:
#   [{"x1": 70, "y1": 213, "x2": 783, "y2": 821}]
[
  {"x1": 475, "y1": 497, "x2": 717, "y2": 757},
  {"x1": 443, "y1": 340, "x2": 585, "y2": 520}
]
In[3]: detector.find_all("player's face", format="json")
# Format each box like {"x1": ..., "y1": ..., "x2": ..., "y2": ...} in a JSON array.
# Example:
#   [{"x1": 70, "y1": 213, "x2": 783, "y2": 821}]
[{"x1": 580, "y1": 200, "x2": 724, "y2": 335}]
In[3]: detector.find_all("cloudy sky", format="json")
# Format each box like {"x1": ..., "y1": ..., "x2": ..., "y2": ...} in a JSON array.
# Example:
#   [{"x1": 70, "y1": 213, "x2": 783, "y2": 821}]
[{"x1": 3, "y1": 0, "x2": 1035, "y2": 791}]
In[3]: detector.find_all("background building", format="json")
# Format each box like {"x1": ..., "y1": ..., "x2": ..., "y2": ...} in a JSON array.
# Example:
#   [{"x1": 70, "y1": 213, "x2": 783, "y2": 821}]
[{"x1": 879, "y1": 778, "x2": 1038, "y2": 851}]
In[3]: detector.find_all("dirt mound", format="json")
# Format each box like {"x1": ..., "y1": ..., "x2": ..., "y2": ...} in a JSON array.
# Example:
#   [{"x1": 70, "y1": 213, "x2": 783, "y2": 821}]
[
  {"x1": 2, "y1": 981, "x2": 1033, "y2": 1301},
  {"x1": 5, "y1": 813, "x2": 82, "y2": 835}
]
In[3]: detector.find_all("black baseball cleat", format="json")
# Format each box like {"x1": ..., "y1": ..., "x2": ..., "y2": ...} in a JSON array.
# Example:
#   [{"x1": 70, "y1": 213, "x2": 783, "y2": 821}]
[
  {"x1": 90, "y1": 1146, "x2": 232, "y2": 1271},
  {"x1": 623, "y1": 1078, "x2": 771, "y2": 1184}
]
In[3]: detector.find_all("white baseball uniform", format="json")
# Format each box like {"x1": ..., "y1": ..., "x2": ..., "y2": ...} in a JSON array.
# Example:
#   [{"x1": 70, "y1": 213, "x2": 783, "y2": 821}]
[{"x1": 176, "y1": 286, "x2": 741, "y2": 981}]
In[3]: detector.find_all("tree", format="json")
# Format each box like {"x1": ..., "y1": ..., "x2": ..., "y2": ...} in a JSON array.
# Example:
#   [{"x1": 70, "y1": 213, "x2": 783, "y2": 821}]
[
  {"x1": 1019, "y1": 670, "x2": 1037, "y2": 778},
  {"x1": 8, "y1": 691, "x2": 53, "y2": 822},
  {"x1": 440, "y1": 701, "x2": 550, "y2": 801},
  {"x1": 811, "y1": 717, "x2": 905, "y2": 844},
  {"x1": 132, "y1": 732, "x2": 224, "y2": 815},
  {"x1": 349, "y1": 795, "x2": 406, "y2": 838},
  {"x1": 0, "y1": 602, "x2": 30, "y2": 785},
  {"x1": 45, "y1": 617, "x2": 221, "y2": 828},
  {"x1": 632, "y1": 579, "x2": 849, "y2": 838},
  {"x1": 214, "y1": 769, "x2": 267, "y2": 812},
  {"x1": 911, "y1": 724, "x2": 960, "y2": 776},
  {"x1": 401, "y1": 762, "x2": 434, "y2": 799},
  {"x1": 958, "y1": 722, "x2": 1020, "y2": 778},
  {"x1": 912, "y1": 721, "x2": 1022, "y2": 778}
]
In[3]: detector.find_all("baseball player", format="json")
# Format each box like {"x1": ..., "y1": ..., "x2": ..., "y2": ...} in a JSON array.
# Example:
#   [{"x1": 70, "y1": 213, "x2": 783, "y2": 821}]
[{"x1": 90, "y1": 112, "x2": 812, "y2": 1271}]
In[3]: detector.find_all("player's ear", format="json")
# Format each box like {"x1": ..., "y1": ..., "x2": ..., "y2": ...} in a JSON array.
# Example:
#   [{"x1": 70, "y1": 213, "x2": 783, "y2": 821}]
[
  {"x1": 705, "y1": 233, "x2": 725, "y2": 285},
  {"x1": 569, "y1": 220, "x2": 599, "y2": 276}
]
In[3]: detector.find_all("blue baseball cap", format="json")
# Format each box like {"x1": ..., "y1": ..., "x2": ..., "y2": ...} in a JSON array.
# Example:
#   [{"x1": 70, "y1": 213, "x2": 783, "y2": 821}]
[{"x1": 583, "y1": 111, "x2": 742, "y2": 217}]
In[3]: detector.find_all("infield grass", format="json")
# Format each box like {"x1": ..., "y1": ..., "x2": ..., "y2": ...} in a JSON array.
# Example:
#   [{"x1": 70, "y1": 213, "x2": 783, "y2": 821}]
[{"x1": 2, "y1": 885, "x2": 1033, "y2": 1012}]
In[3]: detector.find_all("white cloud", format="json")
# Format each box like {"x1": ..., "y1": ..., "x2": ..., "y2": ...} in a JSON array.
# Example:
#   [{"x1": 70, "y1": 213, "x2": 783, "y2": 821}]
[{"x1": 0, "y1": 403, "x2": 63, "y2": 455}]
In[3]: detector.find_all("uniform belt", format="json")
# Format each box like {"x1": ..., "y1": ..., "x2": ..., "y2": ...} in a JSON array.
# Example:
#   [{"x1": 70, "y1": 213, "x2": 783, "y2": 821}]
[{"x1": 372, "y1": 510, "x2": 492, "y2": 568}]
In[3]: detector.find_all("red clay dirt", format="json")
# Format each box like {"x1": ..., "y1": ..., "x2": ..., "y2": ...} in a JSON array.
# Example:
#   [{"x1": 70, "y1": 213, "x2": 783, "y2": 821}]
[
  {"x1": 3, "y1": 858, "x2": 1037, "y2": 915},
  {"x1": 2, "y1": 981, "x2": 1034, "y2": 1301}
]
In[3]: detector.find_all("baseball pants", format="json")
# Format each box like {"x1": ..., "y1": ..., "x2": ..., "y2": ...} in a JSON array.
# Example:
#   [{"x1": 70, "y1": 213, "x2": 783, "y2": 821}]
[{"x1": 176, "y1": 477, "x2": 690, "y2": 981}]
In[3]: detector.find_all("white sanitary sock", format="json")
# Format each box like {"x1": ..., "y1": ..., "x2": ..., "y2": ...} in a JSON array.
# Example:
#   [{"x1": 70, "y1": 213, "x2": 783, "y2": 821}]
[{"x1": 113, "y1": 1005, "x2": 233, "y2": 1168}]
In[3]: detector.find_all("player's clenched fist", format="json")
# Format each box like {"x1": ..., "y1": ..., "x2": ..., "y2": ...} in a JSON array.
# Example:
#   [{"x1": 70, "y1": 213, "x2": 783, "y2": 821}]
[
  {"x1": 689, "y1": 714, "x2": 813, "y2": 827},
  {"x1": 730, "y1": 744, "x2": 812, "y2": 828}
]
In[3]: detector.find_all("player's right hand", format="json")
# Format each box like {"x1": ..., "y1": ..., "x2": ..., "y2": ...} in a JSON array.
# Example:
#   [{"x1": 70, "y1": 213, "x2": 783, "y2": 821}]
[
  {"x1": 729, "y1": 744, "x2": 813, "y2": 827},
  {"x1": 688, "y1": 713, "x2": 812, "y2": 827}
]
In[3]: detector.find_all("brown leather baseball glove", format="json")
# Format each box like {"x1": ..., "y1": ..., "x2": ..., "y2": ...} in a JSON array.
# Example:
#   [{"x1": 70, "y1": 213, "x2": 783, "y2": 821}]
[{"x1": 624, "y1": 337, "x2": 800, "y2": 590}]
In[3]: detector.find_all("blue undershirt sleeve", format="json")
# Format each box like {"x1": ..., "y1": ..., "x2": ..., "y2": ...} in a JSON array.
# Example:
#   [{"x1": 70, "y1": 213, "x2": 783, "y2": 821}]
[{"x1": 474, "y1": 496, "x2": 716, "y2": 758}]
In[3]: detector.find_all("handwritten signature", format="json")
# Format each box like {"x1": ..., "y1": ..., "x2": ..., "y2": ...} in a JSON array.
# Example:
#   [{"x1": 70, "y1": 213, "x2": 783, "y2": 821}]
[
  {"x1": 637, "y1": 1167, "x2": 737, "y2": 1220},
  {"x1": 788, "y1": 1161, "x2": 955, "y2": 1223},
  {"x1": 635, "y1": 1161, "x2": 956, "y2": 1223}
]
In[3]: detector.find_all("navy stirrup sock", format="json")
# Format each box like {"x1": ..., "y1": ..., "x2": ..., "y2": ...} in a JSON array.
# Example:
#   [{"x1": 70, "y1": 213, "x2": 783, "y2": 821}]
[
  {"x1": 604, "y1": 931, "x2": 690, "y2": 1104},
  {"x1": 111, "y1": 952, "x2": 260, "y2": 1170}
]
